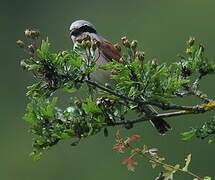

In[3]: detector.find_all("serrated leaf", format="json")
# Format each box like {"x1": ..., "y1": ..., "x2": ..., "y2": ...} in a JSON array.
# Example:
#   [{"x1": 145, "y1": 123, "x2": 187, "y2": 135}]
[
  {"x1": 69, "y1": 55, "x2": 83, "y2": 68},
  {"x1": 82, "y1": 97, "x2": 101, "y2": 114},
  {"x1": 37, "y1": 38, "x2": 50, "y2": 59},
  {"x1": 23, "y1": 102, "x2": 37, "y2": 124},
  {"x1": 42, "y1": 97, "x2": 57, "y2": 118}
]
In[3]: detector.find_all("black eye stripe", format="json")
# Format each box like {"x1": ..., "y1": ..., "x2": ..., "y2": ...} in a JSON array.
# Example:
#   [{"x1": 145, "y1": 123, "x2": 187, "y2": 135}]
[
  {"x1": 71, "y1": 29, "x2": 81, "y2": 36},
  {"x1": 71, "y1": 25, "x2": 97, "y2": 36},
  {"x1": 79, "y1": 25, "x2": 97, "y2": 34}
]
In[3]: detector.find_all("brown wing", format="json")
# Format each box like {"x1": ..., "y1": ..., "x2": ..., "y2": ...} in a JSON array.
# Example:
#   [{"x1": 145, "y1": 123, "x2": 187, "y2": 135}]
[{"x1": 99, "y1": 40, "x2": 121, "y2": 61}]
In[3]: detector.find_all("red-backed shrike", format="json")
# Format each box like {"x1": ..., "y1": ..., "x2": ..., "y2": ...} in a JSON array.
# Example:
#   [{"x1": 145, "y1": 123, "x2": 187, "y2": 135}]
[{"x1": 69, "y1": 20, "x2": 171, "y2": 134}]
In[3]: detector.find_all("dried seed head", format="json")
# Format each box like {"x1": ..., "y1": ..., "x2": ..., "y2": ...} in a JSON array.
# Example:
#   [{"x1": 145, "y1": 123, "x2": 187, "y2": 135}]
[
  {"x1": 151, "y1": 59, "x2": 158, "y2": 68},
  {"x1": 85, "y1": 40, "x2": 92, "y2": 48},
  {"x1": 96, "y1": 97, "x2": 115, "y2": 107},
  {"x1": 24, "y1": 29, "x2": 40, "y2": 39},
  {"x1": 28, "y1": 44, "x2": 35, "y2": 53},
  {"x1": 24, "y1": 29, "x2": 32, "y2": 38},
  {"x1": 187, "y1": 37, "x2": 195, "y2": 46},
  {"x1": 131, "y1": 40, "x2": 138, "y2": 49},
  {"x1": 20, "y1": 59, "x2": 28, "y2": 69},
  {"x1": 136, "y1": 51, "x2": 145, "y2": 61},
  {"x1": 82, "y1": 34, "x2": 91, "y2": 41},
  {"x1": 93, "y1": 39, "x2": 100, "y2": 48},
  {"x1": 119, "y1": 57, "x2": 124, "y2": 62},
  {"x1": 114, "y1": 43, "x2": 121, "y2": 52},
  {"x1": 122, "y1": 39, "x2": 130, "y2": 48},
  {"x1": 96, "y1": 97, "x2": 102, "y2": 106},
  {"x1": 92, "y1": 41, "x2": 97, "y2": 51},
  {"x1": 31, "y1": 30, "x2": 40, "y2": 39},
  {"x1": 81, "y1": 40, "x2": 87, "y2": 48},
  {"x1": 121, "y1": 36, "x2": 127, "y2": 42},
  {"x1": 92, "y1": 39, "x2": 100, "y2": 50},
  {"x1": 74, "y1": 100, "x2": 82, "y2": 107},
  {"x1": 75, "y1": 36, "x2": 84, "y2": 43},
  {"x1": 16, "y1": 40, "x2": 25, "y2": 48}
]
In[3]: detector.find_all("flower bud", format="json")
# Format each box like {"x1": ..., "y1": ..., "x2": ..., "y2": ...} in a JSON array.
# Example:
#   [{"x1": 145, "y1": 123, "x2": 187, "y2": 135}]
[
  {"x1": 83, "y1": 34, "x2": 91, "y2": 41},
  {"x1": 24, "y1": 29, "x2": 32, "y2": 38},
  {"x1": 122, "y1": 39, "x2": 130, "y2": 48},
  {"x1": 187, "y1": 37, "x2": 195, "y2": 46},
  {"x1": 81, "y1": 41, "x2": 87, "y2": 48},
  {"x1": 92, "y1": 41, "x2": 97, "y2": 51},
  {"x1": 16, "y1": 40, "x2": 25, "y2": 48},
  {"x1": 85, "y1": 40, "x2": 92, "y2": 48},
  {"x1": 92, "y1": 39, "x2": 100, "y2": 50},
  {"x1": 131, "y1": 40, "x2": 138, "y2": 49},
  {"x1": 114, "y1": 43, "x2": 121, "y2": 52},
  {"x1": 31, "y1": 30, "x2": 40, "y2": 39},
  {"x1": 151, "y1": 59, "x2": 158, "y2": 68},
  {"x1": 28, "y1": 44, "x2": 35, "y2": 53},
  {"x1": 95, "y1": 40, "x2": 100, "y2": 48},
  {"x1": 96, "y1": 97, "x2": 102, "y2": 106},
  {"x1": 121, "y1": 36, "x2": 127, "y2": 42},
  {"x1": 20, "y1": 59, "x2": 28, "y2": 69},
  {"x1": 136, "y1": 51, "x2": 145, "y2": 61},
  {"x1": 75, "y1": 36, "x2": 84, "y2": 43},
  {"x1": 24, "y1": 29, "x2": 40, "y2": 39},
  {"x1": 74, "y1": 100, "x2": 82, "y2": 107}
]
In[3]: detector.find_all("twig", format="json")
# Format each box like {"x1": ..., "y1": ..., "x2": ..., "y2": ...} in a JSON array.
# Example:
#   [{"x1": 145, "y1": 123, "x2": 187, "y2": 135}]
[
  {"x1": 84, "y1": 79, "x2": 210, "y2": 112},
  {"x1": 106, "y1": 104, "x2": 215, "y2": 127}
]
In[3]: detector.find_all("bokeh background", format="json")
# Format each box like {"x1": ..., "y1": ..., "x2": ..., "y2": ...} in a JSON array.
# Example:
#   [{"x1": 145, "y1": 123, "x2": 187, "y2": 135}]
[{"x1": 1, "y1": 0, "x2": 215, "y2": 179}]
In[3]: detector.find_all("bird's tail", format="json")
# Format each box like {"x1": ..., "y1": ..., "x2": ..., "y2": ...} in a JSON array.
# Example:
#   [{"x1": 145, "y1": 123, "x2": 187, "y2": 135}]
[
  {"x1": 146, "y1": 105, "x2": 171, "y2": 134},
  {"x1": 150, "y1": 117, "x2": 171, "y2": 134}
]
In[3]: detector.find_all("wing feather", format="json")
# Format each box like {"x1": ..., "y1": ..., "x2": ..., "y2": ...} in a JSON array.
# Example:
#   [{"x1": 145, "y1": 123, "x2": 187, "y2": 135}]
[{"x1": 99, "y1": 40, "x2": 121, "y2": 61}]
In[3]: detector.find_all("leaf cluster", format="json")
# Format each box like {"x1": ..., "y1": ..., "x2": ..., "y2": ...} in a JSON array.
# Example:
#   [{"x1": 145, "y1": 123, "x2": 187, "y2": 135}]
[{"x1": 17, "y1": 31, "x2": 215, "y2": 161}]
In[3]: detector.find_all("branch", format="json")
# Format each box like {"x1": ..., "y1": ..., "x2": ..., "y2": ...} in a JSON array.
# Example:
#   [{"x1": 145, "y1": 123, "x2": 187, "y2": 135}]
[
  {"x1": 107, "y1": 102, "x2": 215, "y2": 127},
  {"x1": 85, "y1": 79, "x2": 211, "y2": 112}
]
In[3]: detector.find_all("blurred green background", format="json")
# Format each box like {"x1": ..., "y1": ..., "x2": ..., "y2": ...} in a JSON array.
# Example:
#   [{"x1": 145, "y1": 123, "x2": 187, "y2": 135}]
[{"x1": 1, "y1": 0, "x2": 215, "y2": 179}]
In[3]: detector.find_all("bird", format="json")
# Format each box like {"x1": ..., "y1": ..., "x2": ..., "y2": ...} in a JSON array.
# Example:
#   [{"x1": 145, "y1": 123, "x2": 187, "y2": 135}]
[{"x1": 69, "y1": 19, "x2": 171, "y2": 134}]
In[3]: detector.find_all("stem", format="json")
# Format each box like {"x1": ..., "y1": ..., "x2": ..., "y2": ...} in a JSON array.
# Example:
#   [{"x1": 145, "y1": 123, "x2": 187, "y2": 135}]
[
  {"x1": 145, "y1": 154, "x2": 204, "y2": 180},
  {"x1": 133, "y1": 149, "x2": 204, "y2": 180}
]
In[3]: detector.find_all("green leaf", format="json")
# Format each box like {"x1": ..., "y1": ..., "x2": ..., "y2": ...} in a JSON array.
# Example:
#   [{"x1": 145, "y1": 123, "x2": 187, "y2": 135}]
[
  {"x1": 203, "y1": 176, "x2": 212, "y2": 180},
  {"x1": 23, "y1": 102, "x2": 37, "y2": 124},
  {"x1": 37, "y1": 38, "x2": 50, "y2": 59},
  {"x1": 82, "y1": 97, "x2": 101, "y2": 114},
  {"x1": 41, "y1": 97, "x2": 58, "y2": 118},
  {"x1": 62, "y1": 88, "x2": 76, "y2": 93},
  {"x1": 69, "y1": 55, "x2": 83, "y2": 68},
  {"x1": 181, "y1": 129, "x2": 196, "y2": 141},
  {"x1": 182, "y1": 154, "x2": 192, "y2": 171},
  {"x1": 30, "y1": 151, "x2": 42, "y2": 161},
  {"x1": 208, "y1": 137, "x2": 215, "y2": 144}
]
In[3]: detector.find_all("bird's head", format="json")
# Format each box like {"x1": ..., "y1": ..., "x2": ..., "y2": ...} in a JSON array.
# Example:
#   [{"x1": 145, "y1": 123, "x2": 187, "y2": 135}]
[{"x1": 69, "y1": 20, "x2": 97, "y2": 43}]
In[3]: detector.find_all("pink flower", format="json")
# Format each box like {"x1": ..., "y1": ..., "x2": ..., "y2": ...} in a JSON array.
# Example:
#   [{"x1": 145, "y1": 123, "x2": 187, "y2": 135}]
[
  {"x1": 113, "y1": 141, "x2": 126, "y2": 153},
  {"x1": 113, "y1": 130, "x2": 126, "y2": 153},
  {"x1": 122, "y1": 157, "x2": 138, "y2": 171},
  {"x1": 129, "y1": 135, "x2": 141, "y2": 141}
]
